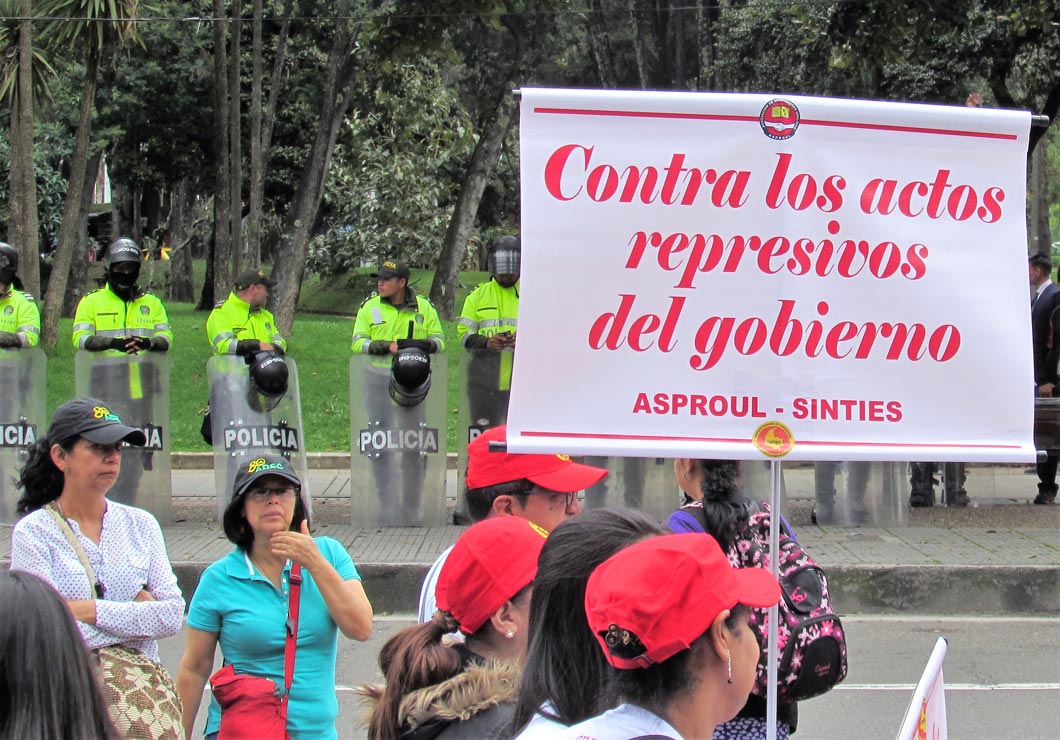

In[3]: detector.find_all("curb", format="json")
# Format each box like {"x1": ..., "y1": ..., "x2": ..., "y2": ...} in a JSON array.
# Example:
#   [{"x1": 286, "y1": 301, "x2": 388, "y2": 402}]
[{"x1": 167, "y1": 562, "x2": 1060, "y2": 616}]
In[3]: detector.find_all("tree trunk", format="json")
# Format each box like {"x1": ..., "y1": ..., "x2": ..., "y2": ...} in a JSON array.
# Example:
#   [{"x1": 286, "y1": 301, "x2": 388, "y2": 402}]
[
  {"x1": 586, "y1": 0, "x2": 616, "y2": 88},
  {"x1": 671, "y1": 3, "x2": 685, "y2": 89},
  {"x1": 169, "y1": 178, "x2": 196, "y2": 302},
  {"x1": 229, "y1": 0, "x2": 243, "y2": 274},
  {"x1": 42, "y1": 46, "x2": 100, "y2": 346},
  {"x1": 430, "y1": 101, "x2": 514, "y2": 319},
  {"x1": 246, "y1": 0, "x2": 264, "y2": 270},
  {"x1": 429, "y1": 11, "x2": 535, "y2": 320},
  {"x1": 64, "y1": 150, "x2": 102, "y2": 317},
  {"x1": 270, "y1": 0, "x2": 356, "y2": 336},
  {"x1": 9, "y1": 6, "x2": 41, "y2": 298},
  {"x1": 204, "y1": 0, "x2": 232, "y2": 310},
  {"x1": 628, "y1": 0, "x2": 648, "y2": 89}
]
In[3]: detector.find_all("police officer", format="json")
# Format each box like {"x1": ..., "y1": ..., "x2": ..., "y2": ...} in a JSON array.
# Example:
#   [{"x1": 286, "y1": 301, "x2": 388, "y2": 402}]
[
  {"x1": 0, "y1": 242, "x2": 40, "y2": 521},
  {"x1": 352, "y1": 259, "x2": 444, "y2": 524},
  {"x1": 72, "y1": 237, "x2": 172, "y2": 354},
  {"x1": 0, "y1": 242, "x2": 40, "y2": 349},
  {"x1": 72, "y1": 237, "x2": 171, "y2": 506},
  {"x1": 456, "y1": 235, "x2": 519, "y2": 433},
  {"x1": 206, "y1": 268, "x2": 286, "y2": 356}
]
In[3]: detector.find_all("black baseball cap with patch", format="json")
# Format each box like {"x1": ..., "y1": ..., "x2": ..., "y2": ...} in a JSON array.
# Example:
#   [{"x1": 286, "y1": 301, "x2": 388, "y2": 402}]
[
  {"x1": 231, "y1": 453, "x2": 302, "y2": 501},
  {"x1": 371, "y1": 260, "x2": 410, "y2": 280},
  {"x1": 47, "y1": 398, "x2": 146, "y2": 446},
  {"x1": 234, "y1": 268, "x2": 278, "y2": 290}
]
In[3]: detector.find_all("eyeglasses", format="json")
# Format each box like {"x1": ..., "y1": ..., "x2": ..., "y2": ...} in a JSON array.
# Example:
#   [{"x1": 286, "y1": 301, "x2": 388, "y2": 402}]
[
  {"x1": 517, "y1": 487, "x2": 582, "y2": 510},
  {"x1": 246, "y1": 486, "x2": 297, "y2": 502}
]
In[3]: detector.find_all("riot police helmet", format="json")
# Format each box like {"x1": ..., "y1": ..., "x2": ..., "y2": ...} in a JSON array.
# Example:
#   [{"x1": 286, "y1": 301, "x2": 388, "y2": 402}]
[
  {"x1": 488, "y1": 235, "x2": 520, "y2": 286},
  {"x1": 389, "y1": 345, "x2": 432, "y2": 407},
  {"x1": 246, "y1": 352, "x2": 290, "y2": 412},
  {"x1": 0, "y1": 242, "x2": 21, "y2": 289},
  {"x1": 104, "y1": 237, "x2": 143, "y2": 294}
]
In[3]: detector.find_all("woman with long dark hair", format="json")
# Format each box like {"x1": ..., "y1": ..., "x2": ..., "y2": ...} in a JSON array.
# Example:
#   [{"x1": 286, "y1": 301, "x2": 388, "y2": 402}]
[
  {"x1": 0, "y1": 570, "x2": 121, "y2": 740},
  {"x1": 553, "y1": 534, "x2": 781, "y2": 740},
  {"x1": 667, "y1": 459, "x2": 800, "y2": 739},
  {"x1": 511, "y1": 508, "x2": 667, "y2": 737},
  {"x1": 360, "y1": 515, "x2": 547, "y2": 739},
  {"x1": 176, "y1": 453, "x2": 372, "y2": 739}
]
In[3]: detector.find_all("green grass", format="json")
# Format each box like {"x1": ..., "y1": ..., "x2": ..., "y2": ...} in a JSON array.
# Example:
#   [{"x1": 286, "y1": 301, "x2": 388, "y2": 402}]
[{"x1": 43, "y1": 269, "x2": 492, "y2": 451}]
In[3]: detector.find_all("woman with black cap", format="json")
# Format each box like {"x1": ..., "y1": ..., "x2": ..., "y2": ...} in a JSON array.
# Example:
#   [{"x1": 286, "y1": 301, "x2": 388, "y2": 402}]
[
  {"x1": 176, "y1": 453, "x2": 373, "y2": 740},
  {"x1": 9, "y1": 397, "x2": 186, "y2": 737}
]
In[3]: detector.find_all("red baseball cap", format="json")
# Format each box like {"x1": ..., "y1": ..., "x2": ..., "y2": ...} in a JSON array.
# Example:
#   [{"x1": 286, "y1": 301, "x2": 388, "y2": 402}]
[
  {"x1": 466, "y1": 425, "x2": 608, "y2": 492},
  {"x1": 436, "y1": 516, "x2": 548, "y2": 635},
  {"x1": 585, "y1": 534, "x2": 781, "y2": 669}
]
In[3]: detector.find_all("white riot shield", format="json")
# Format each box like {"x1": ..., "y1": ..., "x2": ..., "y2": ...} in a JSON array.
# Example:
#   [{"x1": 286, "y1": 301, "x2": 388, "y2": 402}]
[
  {"x1": 0, "y1": 348, "x2": 46, "y2": 524},
  {"x1": 583, "y1": 456, "x2": 679, "y2": 522},
  {"x1": 455, "y1": 346, "x2": 514, "y2": 519},
  {"x1": 808, "y1": 461, "x2": 906, "y2": 526},
  {"x1": 350, "y1": 354, "x2": 448, "y2": 526},
  {"x1": 207, "y1": 355, "x2": 310, "y2": 521},
  {"x1": 74, "y1": 351, "x2": 172, "y2": 523}
]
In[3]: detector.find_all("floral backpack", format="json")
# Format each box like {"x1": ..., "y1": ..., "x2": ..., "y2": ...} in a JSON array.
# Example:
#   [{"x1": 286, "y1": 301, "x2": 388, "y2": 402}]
[{"x1": 682, "y1": 500, "x2": 848, "y2": 702}]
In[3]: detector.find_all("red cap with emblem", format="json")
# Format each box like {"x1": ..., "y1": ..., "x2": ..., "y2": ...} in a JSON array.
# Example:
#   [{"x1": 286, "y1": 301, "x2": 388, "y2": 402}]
[{"x1": 465, "y1": 425, "x2": 607, "y2": 492}]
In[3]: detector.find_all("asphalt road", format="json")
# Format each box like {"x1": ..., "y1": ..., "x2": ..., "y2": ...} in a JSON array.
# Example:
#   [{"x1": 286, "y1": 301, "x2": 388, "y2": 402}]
[{"x1": 160, "y1": 614, "x2": 1060, "y2": 739}]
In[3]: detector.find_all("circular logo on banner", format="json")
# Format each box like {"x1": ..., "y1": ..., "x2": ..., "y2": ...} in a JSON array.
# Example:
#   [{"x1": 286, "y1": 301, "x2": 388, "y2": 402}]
[
  {"x1": 752, "y1": 421, "x2": 795, "y2": 457},
  {"x1": 760, "y1": 99, "x2": 800, "y2": 140}
]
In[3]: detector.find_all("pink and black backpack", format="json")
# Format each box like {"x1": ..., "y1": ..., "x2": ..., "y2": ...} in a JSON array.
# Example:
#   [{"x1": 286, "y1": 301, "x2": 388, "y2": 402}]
[{"x1": 679, "y1": 500, "x2": 848, "y2": 702}]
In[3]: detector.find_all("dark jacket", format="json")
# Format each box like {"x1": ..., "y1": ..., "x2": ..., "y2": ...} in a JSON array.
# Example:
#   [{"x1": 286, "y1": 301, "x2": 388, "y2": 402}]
[{"x1": 1032, "y1": 281, "x2": 1060, "y2": 387}]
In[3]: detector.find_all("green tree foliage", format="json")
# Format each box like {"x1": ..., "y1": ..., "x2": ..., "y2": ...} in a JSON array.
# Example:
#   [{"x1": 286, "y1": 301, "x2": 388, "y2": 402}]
[{"x1": 310, "y1": 58, "x2": 474, "y2": 275}]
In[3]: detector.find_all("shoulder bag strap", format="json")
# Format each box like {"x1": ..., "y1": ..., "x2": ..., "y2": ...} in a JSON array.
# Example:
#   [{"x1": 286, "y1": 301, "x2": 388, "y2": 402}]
[
  {"x1": 45, "y1": 503, "x2": 97, "y2": 597},
  {"x1": 280, "y1": 562, "x2": 302, "y2": 718}
]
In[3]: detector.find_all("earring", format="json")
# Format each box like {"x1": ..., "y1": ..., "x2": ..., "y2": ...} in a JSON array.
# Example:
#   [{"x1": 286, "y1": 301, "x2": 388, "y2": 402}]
[
  {"x1": 726, "y1": 650, "x2": 733, "y2": 684},
  {"x1": 505, "y1": 629, "x2": 515, "y2": 639}
]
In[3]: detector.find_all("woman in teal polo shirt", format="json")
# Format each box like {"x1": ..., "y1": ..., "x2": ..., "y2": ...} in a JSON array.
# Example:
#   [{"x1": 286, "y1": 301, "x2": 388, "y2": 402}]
[{"x1": 176, "y1": 455, "x2": 373, "y2": 739}]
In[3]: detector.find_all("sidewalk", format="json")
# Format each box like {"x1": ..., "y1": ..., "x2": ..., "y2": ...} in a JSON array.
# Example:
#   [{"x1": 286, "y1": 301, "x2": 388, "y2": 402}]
[{"x1": 2, "y1": 460, "x2": 1057, "y2": 614}]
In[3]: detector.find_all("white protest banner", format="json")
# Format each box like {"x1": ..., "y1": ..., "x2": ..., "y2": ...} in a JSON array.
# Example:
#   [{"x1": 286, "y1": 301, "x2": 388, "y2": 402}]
[
  {"x1": 508, "y1": 88, "x2": 1034, "y2": 462},
  {"x1": 896, "y1": 637, "x2": 948, "y2": 740}
]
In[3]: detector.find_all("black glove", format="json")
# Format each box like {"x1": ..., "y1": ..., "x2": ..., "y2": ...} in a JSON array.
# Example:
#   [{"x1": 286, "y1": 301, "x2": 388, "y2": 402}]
[
  {"x1": 0, "y1": 332, "x2": 21, "y2": 349},
  {"x1": 463, "y1": 333, "x2": 489, "y2": 350},
  {"x1": 83, "y1": 335, "x2": 113, "y2": 352},
  {"x1": 148, "y1": 336, "x2": 169, "y2": 352},
  {"x1": 130, "y1": 336, "x2": 152, "y2": 352},
  {"x1": 235, "y1": 339, "x2": 262, "y2": 356},
  {"x1": 367, "y1": 340, "x2": 392, "y2": 355},
  {"x1": 109, "y1": 337, "x2": 133, "y2": 352}
]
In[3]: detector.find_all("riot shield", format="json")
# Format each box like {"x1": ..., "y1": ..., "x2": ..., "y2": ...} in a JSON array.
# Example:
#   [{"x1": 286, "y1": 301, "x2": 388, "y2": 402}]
[
  {"x1": 0, "y1": 348, "x2": 46, "y2": 524},
  {"x1": 583, "y1": 456, "x2": 678, "y2": 522},
  {"x1": 350, "y1": 354, "x2": 448, "y2": 526},
  {"x1": 207, "y1": 355, "x2": 310, "y2": 521},
  {"x1": 455, "y1": 346, "x2": 514, "y2": 519},
  {"x1": 74, "y1": 351, "x2": 172, "y2": 523},
  {"x1": 807, "y1": 461, "x2": 906, "y2": 526}
]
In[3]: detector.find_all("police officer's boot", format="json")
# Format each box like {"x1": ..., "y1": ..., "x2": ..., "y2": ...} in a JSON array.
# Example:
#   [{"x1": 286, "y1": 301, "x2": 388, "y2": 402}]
[
  {"x1": 909, "y1": 462, "x2": 936, "y2": 507},
  {"x1": 942, "y1": 462, "x2": 969, "y2": 507},
  {"x1": 1034, "y1": 482, "x2": 1058, "y2": 505}
]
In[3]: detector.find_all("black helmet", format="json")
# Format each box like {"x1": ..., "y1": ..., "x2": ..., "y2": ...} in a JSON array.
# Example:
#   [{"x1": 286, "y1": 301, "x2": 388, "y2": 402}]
[
  {"x1": 105, "y1": 237, "x2": 142, "y2": 295},
  {"x1": 105, "y1": 237, "x2": 143, "y2": 268},
  {"x1": 488, "y1": 235, "x2": 520, "y2": 280},
  {"x1": 389, "y1": 346, "x2": 432, "y2": 407},
  {"x1": 0, "y1": 242, "x2": 20, "y2": 288},
  {"x1": 246, "y1": 352, "x2": 290, "y2": 412}
]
